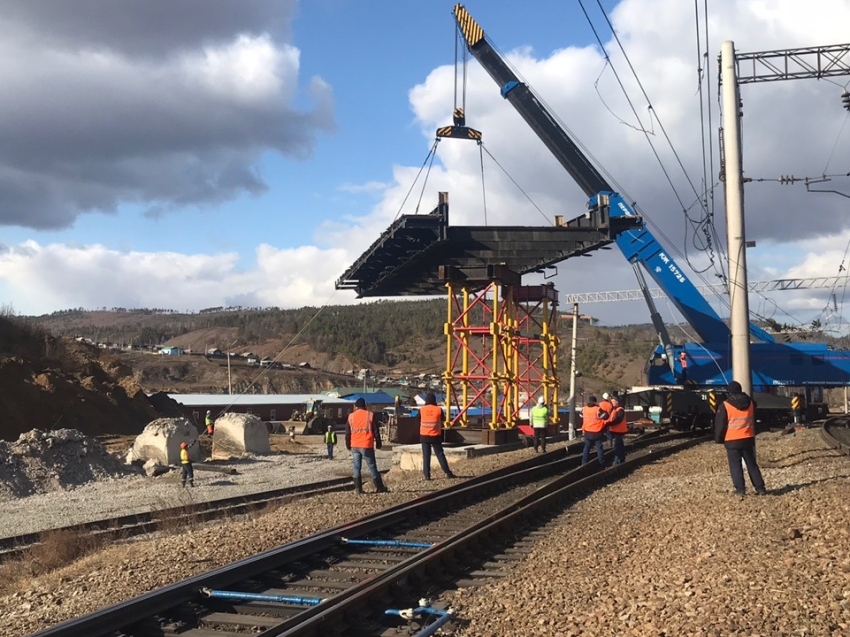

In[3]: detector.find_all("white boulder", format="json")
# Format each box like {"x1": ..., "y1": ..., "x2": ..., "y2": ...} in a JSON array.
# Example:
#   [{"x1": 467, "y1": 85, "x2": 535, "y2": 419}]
[
  {"x1": 132, "y1": 418, "x2": 200, "y2": 466},
  {"x1": 211, "y1": 413, "x2": 270, "y2": 460}
]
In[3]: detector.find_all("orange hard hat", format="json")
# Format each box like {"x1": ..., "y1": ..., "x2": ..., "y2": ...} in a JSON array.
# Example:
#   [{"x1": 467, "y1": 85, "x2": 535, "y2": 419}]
[{"x1": 180, "y1": 442, "x2": 188, "y2": 448}]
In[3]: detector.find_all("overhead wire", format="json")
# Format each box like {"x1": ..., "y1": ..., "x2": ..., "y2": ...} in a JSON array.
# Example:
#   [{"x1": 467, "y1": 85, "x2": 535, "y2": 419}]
[{"x1": 577, "y1": 0, "x2": 734, "y2": 311}]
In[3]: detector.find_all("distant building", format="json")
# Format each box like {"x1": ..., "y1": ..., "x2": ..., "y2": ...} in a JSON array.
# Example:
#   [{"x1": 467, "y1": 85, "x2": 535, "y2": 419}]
[
  {"x1": 167, "y1": 393, "x2": 356, "y2": 427},
  {"x1": 159, "y1": 346, "x2": 185, "y2": 356},
  {"x1": 206, "y1": 348, "x2": 224, "y2": 357}
]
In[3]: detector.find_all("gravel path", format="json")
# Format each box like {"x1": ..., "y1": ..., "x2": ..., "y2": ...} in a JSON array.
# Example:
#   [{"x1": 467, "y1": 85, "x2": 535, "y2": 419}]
[
  {"x1": 0, "y1": 439, "x2": 391, "y2": 538},
  {"x1": 2, "y1": 429, "x2": 848, "y2": 636}
]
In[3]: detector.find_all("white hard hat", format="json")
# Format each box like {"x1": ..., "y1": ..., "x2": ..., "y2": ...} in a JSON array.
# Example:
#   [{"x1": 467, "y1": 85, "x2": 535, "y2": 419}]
[
  {"x1": 602, "y1": 392, "x2": 610, "y2": 400},
  {"x1": 537, "y1": 396, "x2": 545, "y2": 404}
]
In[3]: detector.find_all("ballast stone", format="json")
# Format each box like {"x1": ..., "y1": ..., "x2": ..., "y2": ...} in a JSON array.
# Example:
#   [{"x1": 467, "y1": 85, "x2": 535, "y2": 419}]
[
  {"x1": 131, "y1": 418, "x2": 200, "y2": 466},
  {"x1": 211, "y1": 413, "x2": 270, "y2": 460}
]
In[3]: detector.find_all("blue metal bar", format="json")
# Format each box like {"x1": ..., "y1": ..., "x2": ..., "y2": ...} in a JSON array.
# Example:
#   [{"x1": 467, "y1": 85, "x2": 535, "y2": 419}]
[
  {"x1": 415, "y1": 612, "x2": 454, "y2": 637},
  {"x1": 201, "y1": 588, "x2": 323, "y2": 606},
  {"x1": 341, "y1": 537, "x2": 434, "y2": 549}
]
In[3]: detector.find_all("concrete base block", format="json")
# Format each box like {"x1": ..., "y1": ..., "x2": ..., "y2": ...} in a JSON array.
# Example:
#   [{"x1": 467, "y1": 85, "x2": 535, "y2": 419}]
[
  {"x1": 392, "y1": 442, "x2": 525, "y2": 472},
  {"x1": 212, "y1": 413, "x2": 270, "y2": 460},
  {"x1": 131, "y1": 418, "x2": 200, "y2": 466}
]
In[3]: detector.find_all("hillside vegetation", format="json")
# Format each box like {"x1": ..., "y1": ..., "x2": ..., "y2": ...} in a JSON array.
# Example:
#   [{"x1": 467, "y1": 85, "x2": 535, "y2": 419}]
[{"x1": 33, "y1": 301, "x2": 665, "y2": 393}]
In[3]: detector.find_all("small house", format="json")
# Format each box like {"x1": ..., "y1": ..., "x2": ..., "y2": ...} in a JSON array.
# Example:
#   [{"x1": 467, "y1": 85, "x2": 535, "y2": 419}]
[{"x1": 160, "y1": 346, "x2": 185, "y2": 356}]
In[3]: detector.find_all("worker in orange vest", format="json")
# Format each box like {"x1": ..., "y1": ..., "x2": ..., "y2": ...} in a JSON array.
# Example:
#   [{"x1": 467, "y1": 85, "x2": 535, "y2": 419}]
[
  {"x1": 608, "y1": 397, "x2": 628, "y2": 464},
  {"x1": 345, "y1": 397, "x2": 388, "y2": 494},
  {"x1": 204, "y1": 410, "x2": 214, "y2": 436},
  {"x1": 714, "y1": 380, "x2": 767, "y2": 497},
  {"x1": 581, "y1": 395, "x2": 609, "y2": 465},
  {"x1": 679, "y1": 351, "x2": 689, "y2": 385},
  {"x1": 419, "y1": 392, "x2": 456, "y2": 480}
]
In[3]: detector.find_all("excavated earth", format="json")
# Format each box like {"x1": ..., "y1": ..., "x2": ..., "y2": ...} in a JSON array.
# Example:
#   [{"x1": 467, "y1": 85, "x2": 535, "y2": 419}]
[{"x1": 2, "y1": 428, "x2": 848, "y2": 636}]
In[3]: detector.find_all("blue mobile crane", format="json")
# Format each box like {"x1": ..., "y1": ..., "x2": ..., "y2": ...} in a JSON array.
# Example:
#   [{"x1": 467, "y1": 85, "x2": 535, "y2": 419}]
[{"x1": 452, "y1": 4, "x2": 850, "y2": 420}]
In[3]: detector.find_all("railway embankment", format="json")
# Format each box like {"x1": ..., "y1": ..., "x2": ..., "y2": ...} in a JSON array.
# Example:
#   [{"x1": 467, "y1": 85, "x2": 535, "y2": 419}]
[{"x1": 448, "y1": 428, "x2": 850, "y2": 636}]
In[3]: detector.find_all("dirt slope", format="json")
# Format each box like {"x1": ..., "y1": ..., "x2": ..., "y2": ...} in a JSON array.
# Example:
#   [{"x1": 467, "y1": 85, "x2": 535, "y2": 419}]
[{"x1": 0, "y1": 319, "x2": 167, "y2": 441}]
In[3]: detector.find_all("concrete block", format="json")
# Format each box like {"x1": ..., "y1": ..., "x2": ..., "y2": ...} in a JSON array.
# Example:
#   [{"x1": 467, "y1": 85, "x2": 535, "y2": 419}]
[
  {"x1": 131, "y1": 418, "x2": 200, "y2": 466},
  {"x1": 212, "y1": 413, "x2": 270, "y2": 460}
]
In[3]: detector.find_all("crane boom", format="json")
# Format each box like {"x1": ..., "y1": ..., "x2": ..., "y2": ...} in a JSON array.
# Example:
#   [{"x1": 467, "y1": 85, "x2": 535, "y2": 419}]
[
  {"x1": 452, "y1": 4, "x2": 774, "y2": 346},
  {"x1": 453, "y1": 4, "x2": 609, "y2": 197}
]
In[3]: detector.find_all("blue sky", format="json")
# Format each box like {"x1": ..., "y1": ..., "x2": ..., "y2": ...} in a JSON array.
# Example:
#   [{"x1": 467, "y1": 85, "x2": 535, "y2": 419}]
[{"x1": 1, "y1": 0, "x2": 849, "y2": 333}]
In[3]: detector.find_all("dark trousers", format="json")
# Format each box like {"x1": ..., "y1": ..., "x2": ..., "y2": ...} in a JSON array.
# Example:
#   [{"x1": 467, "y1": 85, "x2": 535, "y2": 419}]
[
  {"x1": 181, "y1": 463, "x2": 194, "y2": 486},
  {"x1": 612, "y1": 432, "x2": 626, "y2": 464},
  {"x1": 726, "y1": 443, "x2": 765, "y2": 493},
  {"x1": 421, "y1": 435, "x2": 453, "y2": 479},
  {"x1": 532, "y1": 427, "x2": 547, "y2": 452},
  {"x1": 327, "y1": 444, "x2": 335, "y2": 459},
  {"x1": 582, "y1": 431, "x2": 606, "y2": 465}
]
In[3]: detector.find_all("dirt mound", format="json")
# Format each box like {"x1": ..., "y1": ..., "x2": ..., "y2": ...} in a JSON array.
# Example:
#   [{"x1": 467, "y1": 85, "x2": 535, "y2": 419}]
[
  {"x1": 0, "y1": 318, "x2": 162, "y2": 441},
  {"x1": 0, "y1": 429, "x2": 136, "y2": 499}
]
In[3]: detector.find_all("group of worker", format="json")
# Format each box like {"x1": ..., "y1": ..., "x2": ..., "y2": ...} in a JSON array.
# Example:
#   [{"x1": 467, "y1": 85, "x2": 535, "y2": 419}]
[
  {"x1": 184, "y1": 383, "x2": 767, "y2": 499},
  {"x1": 581, "y1": 392, "x2": 628, "y2": 465}
]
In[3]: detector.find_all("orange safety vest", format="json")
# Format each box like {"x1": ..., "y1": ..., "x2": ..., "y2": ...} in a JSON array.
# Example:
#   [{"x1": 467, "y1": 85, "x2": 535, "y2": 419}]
[
  {"x1": 419, "y1": 404, "x2": 444, "y2": 437},
  {"x1": 348, "y1": 409, "x2": 375, "y2": 448},
  {"x1": 680, "y1": 354, "x2": 688, "y2": 369},
  {"x1": 582, "y1": 405, "x2": 606, "y2": 433},
  {"x1": 608, "y1": 406, "x2": 628, "y2": 434},
  {"x1": 599, "y1": 399, "x2": 613, "y2": 417},
  {"x1": 180, "y1": 448, "x2": 190, "y2": 464},
  {"x1": 724, "y1": 402, "x2": 755, "y2": 441}
]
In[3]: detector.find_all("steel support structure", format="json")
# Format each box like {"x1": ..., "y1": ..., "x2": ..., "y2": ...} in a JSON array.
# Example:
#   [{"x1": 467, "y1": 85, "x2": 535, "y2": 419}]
[
  {"x1": 444, "y1": 282, "x2": 559, "y2": 430},
  {"x1": 514, "y1": 284, "x2": 560, "y2": 429}
]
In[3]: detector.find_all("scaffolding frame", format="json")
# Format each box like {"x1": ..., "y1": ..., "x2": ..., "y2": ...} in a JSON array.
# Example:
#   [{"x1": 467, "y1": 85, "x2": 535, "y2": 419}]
[{"x1": 443, "y1": 281, "x2": 559, "y2": 429}]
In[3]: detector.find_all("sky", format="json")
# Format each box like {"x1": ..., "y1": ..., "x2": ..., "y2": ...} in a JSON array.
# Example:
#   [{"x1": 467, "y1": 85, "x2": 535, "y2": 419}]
[{"x1": 1, "y1": 0, "x2": 849, "y2": 334}]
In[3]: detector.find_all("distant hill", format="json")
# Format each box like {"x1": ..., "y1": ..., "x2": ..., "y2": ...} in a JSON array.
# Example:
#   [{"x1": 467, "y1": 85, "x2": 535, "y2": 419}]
[{"x1": 30, "y1": 302, "x2": 664, "y2": 397}]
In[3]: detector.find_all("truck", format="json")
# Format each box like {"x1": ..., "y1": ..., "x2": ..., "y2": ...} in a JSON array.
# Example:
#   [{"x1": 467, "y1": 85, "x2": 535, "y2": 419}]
[{"x1": 451, "y1": 4, "x2": 850, "y2": 423}]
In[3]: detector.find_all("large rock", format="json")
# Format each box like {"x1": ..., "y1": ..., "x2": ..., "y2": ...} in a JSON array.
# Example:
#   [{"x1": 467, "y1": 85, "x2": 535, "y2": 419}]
[
  {"x1": 212, "y1": 413, "x2": 270, "y2": 460},
  {"x1": 131, "y1": 418, "x2": 200, "y2": 466}
]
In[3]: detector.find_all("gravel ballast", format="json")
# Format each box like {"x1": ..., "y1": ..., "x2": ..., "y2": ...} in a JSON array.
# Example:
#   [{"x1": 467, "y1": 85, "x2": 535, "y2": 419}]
[
  {"x1": 2, "y1": 429, "x2": 848, "y2": 636},
  {"x1": 449, "y1": 429, "x2": 850, "y2": 636}
]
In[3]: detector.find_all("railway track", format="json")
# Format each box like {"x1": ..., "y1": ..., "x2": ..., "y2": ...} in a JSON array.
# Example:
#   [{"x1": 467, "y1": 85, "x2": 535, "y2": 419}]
[
  {"x1": 28, "y1": 430, "x2": 706, "y2": 637},
  {"x1": 0, "y1": 476, "x2": 375, "y2": 563},
  {"x1": 821, "y1": 415, "x2": 850, "y2": 456}
]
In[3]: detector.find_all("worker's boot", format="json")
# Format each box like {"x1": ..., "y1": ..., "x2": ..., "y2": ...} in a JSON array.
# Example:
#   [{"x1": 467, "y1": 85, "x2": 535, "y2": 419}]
[
  {"x1": 373, "y1": 475, "x2": 389, "y2": 493},
  {"x1": 354, "y1": 476, "x2": 363, "y2": 494}
]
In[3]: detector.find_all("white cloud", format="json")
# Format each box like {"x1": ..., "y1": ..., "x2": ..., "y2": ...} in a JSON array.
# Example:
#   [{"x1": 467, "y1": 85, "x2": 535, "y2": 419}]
[{"x1": 2, "y1": 0, "x2": 850, "y2": 327}]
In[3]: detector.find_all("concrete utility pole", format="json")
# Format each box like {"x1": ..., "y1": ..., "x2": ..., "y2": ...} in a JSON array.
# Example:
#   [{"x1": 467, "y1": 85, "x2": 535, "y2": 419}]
[
  {"x1": 568, "y1": 302, "x2": 579, "y2": 440},
  {"x1": 721, "y1": 41, "x2": 753, "y2": 396}
]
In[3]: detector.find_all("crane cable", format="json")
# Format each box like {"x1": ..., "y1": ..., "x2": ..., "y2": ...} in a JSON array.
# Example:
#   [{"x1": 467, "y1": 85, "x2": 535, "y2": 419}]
[{"x1": 216, "y1": 287, "x2": 339, "y2": 416}]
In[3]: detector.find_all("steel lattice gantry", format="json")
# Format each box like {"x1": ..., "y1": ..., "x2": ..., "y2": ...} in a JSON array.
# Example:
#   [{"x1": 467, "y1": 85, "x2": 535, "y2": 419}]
[{"x1": 336, "y1": 192, "x2": 640, "y2": 430}]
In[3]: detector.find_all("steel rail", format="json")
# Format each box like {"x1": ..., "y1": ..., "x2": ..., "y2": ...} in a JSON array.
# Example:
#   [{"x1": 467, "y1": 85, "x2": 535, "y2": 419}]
[
  {"x1": 27, "y1": 431, "x2": 696, "y2": 637},
  {"x1": 821, "y1": 416, "x2": 850, "y2": 456},
  {"x1": 272, "y1": 434, "x2": 708, "y2": 636},
  {"x1": 5, "y1": 434, "x2": 596, "y2": 560},
  {"x1": 0, "y1": 475, "x2": 370, "y2": 560}
]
